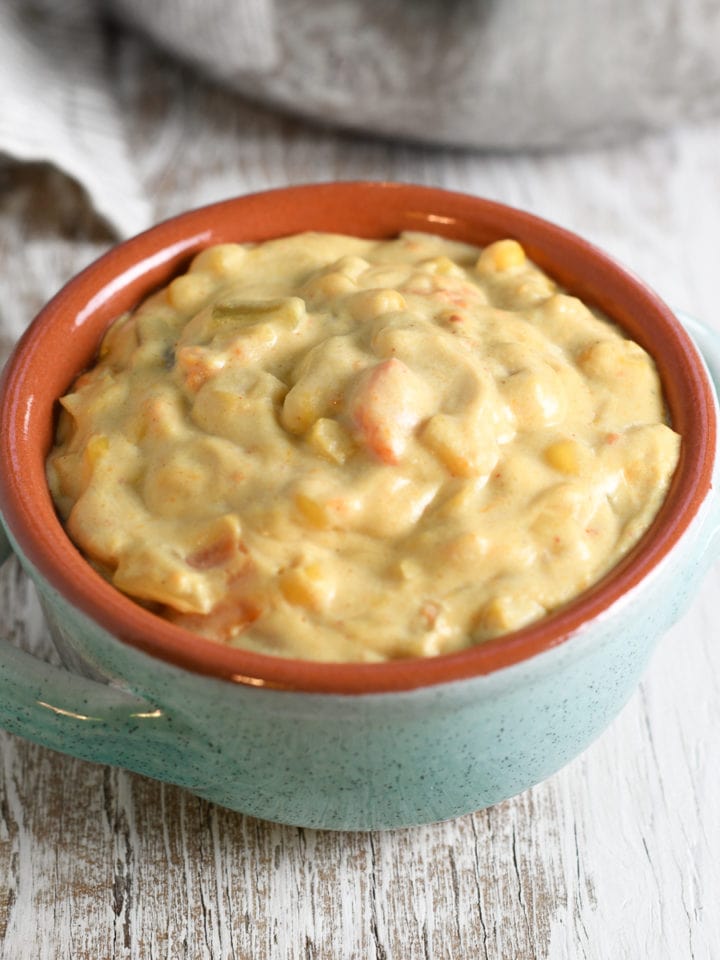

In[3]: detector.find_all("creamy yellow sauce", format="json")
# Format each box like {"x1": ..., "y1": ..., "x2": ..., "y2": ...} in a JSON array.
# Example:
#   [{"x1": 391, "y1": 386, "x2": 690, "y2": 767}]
[{"x1": 47, "y1": 232, "x2": 681, "y2": 662}]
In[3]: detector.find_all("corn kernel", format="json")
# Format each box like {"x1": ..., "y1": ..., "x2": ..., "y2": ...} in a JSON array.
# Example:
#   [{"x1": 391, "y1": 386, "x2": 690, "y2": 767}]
[
  {"x1": 303, "y1": 272, "x2": 356, "y2": 302},
  {"x1": 421, "y1": 414, "x2": 497, "y2": 478},
  {"x1": 396, "y1": 558, "x2": 422, "y2": 581},
  {"x1": 544, "y1": 439, "x2": 582, "y2": 475},
  {"x1": 334, "y1": 256, "x2": 371, "y2": 280},
  {"x1": 294, "y1": 493, "x2": 330, "y2": 529},
  {"x1": 473, "y1": 594, "x2": 544, "y2": 638},
  {"x1": 577, "y1": 339, "x2": 647, "y2": 379},
  {"x1": 624, "y1": 460, "x2": 647, "y2": 485},
  {"x1": 280, "y1": 384, "x2": 324, "y2": 435},
  {"x1": 541, "y1": 293, "x2": 587, "y2": 319},
  {"x1": 348, "y1": 289, "x2": 406, "y2": 322},
  {"x1": 509, "y1": 275, "x2": 555, "y2": 306},
  {"x1": 442, "y1": 531, "x2": 489, "y2": 565},
  {"x1": 140, "y1": 393, "x2": 186, "y2": 442},
  {"x1": 403, "y1": 273, "x2": 435, "y2": 295},
  {"x1": 186, "y1": 514, "x2": 243, "y2": 570},
  {"x1": 190, "y1": 244, "x2": 247, "y2": 277},
  {"x1": 167, "y1": 273, "x2": 216, "y2": 314},
  {"x1": 279, "y1": 564, "x2": 332, "y2": 609},
  {"x1": 84, "y1": 434, "x2": 109, "y2": 467},
  {"x1": 421, "y1": 256, "x2": 465, "y2": 277},
  {"x1": 476, "y1": 239, "x2": 526, "y2": 273},
  {"x1": 500, "y1": 367, "x2": 566, "y2": 429},
  {"x1": 306, "y1": 418, "x2": 356, "y2": 464},
  {"x1": 175, "y1": 345, "x2": 221, "y2": 393}
]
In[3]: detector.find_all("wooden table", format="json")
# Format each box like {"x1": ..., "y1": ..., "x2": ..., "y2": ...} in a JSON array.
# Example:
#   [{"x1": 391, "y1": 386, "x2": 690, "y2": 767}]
[{"x1": 1, "y1": 34, "x2": 719, "y2": 960}]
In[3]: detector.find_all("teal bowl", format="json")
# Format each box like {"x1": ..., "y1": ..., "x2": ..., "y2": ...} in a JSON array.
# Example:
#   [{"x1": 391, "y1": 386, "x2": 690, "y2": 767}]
[{"x1": 1, "y1": 183, "x2": 719, "y2": 830}]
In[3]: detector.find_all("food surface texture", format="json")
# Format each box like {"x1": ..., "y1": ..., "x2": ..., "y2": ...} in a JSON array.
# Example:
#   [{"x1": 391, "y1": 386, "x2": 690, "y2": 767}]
[{"x1": 47, "y1": 232, "x2": 681, "y2": 661}]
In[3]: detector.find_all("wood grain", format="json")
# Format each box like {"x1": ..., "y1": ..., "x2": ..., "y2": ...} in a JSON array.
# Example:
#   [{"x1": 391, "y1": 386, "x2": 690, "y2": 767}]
[{"x1": 1, "y1": 28, "x2": 720, "y2": 960}]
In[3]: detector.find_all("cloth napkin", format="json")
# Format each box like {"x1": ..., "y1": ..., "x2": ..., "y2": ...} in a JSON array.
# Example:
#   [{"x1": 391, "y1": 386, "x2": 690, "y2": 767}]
[
  {"x1": 0, "y1": 0, "x2": 275, "y2": 237},
  {"x1": 0, "y1": 0, "x2": 151, "y2": 237}
]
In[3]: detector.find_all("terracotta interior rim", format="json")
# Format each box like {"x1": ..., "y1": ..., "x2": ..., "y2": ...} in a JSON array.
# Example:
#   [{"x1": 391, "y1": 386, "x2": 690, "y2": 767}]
[{"x1": 0, "y1": 182, "x2": 715, "y2": 695}]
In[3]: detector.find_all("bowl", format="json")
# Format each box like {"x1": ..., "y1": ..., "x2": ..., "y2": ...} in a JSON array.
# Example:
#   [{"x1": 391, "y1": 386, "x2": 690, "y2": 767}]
[{"x1": 1, "y1": 182, "x2": 719, "y2": 830}]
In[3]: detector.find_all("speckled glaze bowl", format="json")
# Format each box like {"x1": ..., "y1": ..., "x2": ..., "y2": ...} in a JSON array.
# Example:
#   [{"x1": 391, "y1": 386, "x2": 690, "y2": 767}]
[{"x1": 1, "y1": 183, "x2": 719, "y2": 830}]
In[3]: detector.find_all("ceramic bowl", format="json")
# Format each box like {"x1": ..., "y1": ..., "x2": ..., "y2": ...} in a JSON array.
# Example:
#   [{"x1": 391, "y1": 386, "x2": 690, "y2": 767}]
[{"x1": 1, "y1": 182, "x2": 719, "y2": 830}]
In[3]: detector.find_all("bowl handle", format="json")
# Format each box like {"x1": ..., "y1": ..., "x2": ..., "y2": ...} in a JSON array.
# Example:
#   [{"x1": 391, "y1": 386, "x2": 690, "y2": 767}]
[
  {"x1": 0, "y1": 524, "x2": 196, "y2": 781},
  {"x1": 676, "y1": 310, "x2": 720, "y2": 566}
]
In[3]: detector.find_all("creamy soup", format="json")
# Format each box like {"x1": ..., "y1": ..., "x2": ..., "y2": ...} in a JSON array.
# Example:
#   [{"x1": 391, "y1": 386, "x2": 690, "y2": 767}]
[{"x1": 47, "y1": 232, "x2": 680, "y2": 661}]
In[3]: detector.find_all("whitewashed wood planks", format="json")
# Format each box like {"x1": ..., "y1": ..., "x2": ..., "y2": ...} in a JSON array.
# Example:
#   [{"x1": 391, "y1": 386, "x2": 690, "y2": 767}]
[{"x1": 1, "y1": 33, "x2": 720, "y2": 959}]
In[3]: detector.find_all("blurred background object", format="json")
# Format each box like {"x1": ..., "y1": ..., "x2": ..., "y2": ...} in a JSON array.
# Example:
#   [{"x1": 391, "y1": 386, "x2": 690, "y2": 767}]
[{"x1": 110, "y1": 0, "x2": 720, "y2": 148}]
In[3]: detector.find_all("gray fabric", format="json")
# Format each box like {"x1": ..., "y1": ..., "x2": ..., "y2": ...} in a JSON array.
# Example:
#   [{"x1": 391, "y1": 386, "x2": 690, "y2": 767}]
[
  {"x1": 109, "y1": 0, "x2": 277, "y2": 74},
  {"x1": 109, "y1": 0, "x2": 720, "y2": 149},
  {"x1": 0, "y1": 0, "x2": 150, "y2": 235}
]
